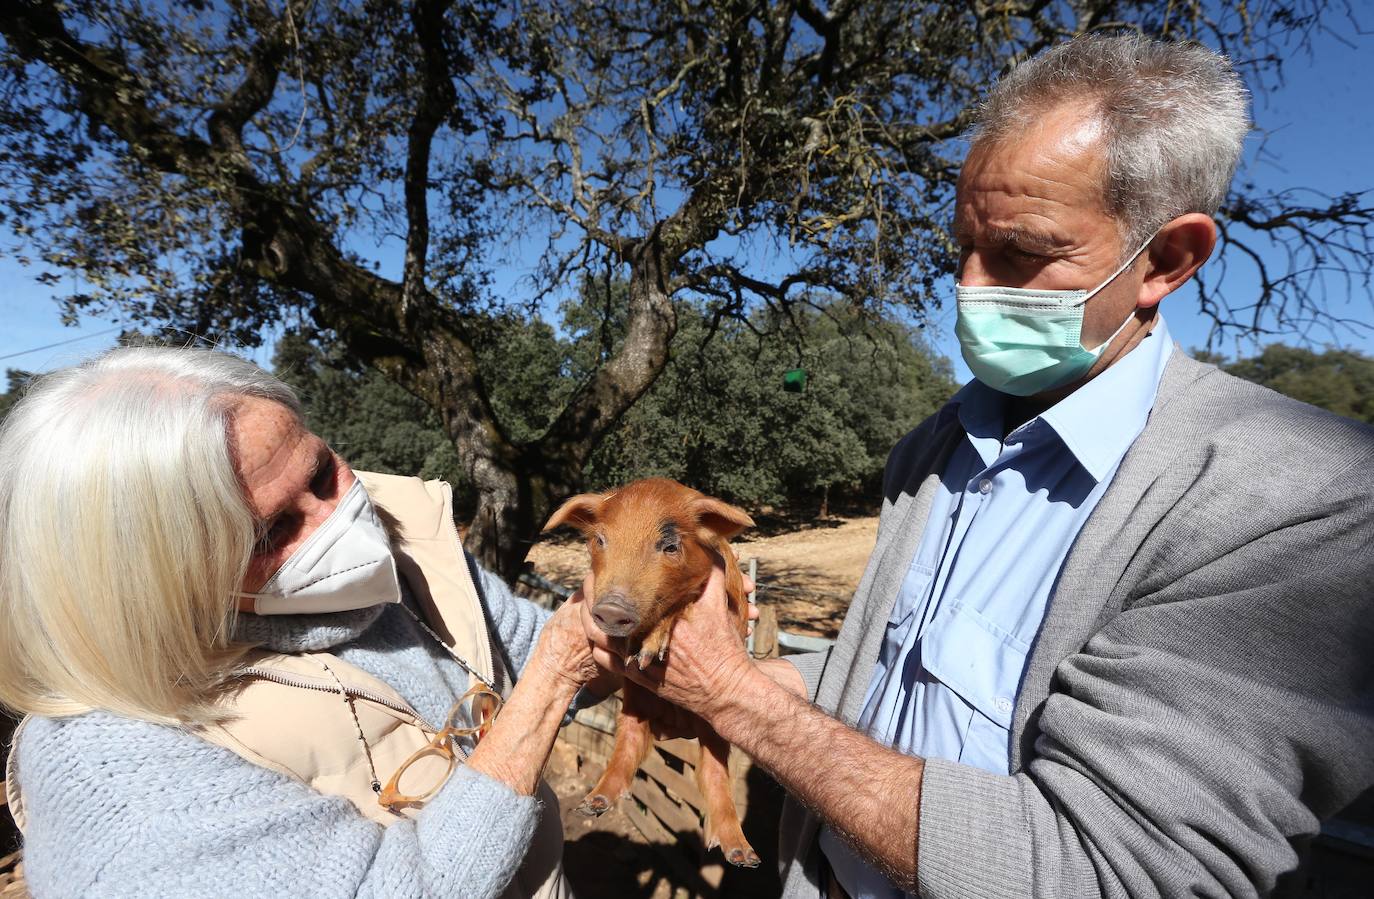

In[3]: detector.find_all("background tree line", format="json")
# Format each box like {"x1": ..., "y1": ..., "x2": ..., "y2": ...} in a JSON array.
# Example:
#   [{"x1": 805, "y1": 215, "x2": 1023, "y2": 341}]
[
  {"x1": 271, "y1": 286, "x2": 958, "y2": 529},
  {"x1": 7, "y1": 333, "x2": 1369, "y2": 534},
  {"x1": 1, "y1": 0, "x2": 1370, "y2": 576}
]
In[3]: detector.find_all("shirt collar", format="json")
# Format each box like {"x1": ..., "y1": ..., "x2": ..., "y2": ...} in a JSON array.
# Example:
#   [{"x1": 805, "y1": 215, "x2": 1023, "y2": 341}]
[
  {"x1": 940, "y1": 317, "x2": 1175, "y2": 481},
  {"x1": 1038, "y1": 316, "x2": 1175, "y2": 482},
  {"x1": 950, "y1": 378, "x2": 1007, "y2": 468}
]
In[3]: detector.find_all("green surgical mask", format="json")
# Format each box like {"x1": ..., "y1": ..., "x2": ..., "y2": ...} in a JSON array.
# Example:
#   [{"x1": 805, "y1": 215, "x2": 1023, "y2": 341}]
[{"x1": 955, "y1": 234, "x2": 1155, "y2": 396}]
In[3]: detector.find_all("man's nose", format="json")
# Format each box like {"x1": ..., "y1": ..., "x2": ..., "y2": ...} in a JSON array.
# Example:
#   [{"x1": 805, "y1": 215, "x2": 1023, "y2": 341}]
[{"x1": 957, "y1": 250, "x2": 995, "y2": 287}]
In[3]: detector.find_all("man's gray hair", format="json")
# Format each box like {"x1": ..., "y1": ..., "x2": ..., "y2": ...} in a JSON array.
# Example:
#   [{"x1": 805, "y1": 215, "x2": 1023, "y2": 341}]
[{"x1": 970, "y1": 33, "x2": 1251, "y2": 250}]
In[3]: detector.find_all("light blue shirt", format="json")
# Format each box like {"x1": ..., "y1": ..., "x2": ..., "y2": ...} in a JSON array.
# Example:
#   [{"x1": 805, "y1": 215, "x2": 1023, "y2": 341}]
[{"x1": 821, "y1": 320, "x2": 1175, "y2": 899}]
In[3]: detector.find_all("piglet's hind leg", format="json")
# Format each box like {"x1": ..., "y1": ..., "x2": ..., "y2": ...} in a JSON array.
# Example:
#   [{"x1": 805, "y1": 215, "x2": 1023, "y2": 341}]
[
  {"x1": 577, "y1": 683, "x2": 655, "y2": 816},
  {"x1": 695, "y1": 722, "x2": 759, "y2": 867}
]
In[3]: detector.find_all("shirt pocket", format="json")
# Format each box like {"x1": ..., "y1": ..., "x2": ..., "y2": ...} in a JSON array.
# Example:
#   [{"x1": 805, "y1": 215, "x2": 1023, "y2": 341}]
[{"x1": 920, "y1": 601, "x2": 1030, "y2": 774}]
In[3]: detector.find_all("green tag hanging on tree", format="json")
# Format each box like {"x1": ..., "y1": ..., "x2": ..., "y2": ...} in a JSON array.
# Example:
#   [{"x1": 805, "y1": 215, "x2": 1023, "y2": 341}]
[{"x1": 782, "y1": 368, "x2": 808, "y2": 393}]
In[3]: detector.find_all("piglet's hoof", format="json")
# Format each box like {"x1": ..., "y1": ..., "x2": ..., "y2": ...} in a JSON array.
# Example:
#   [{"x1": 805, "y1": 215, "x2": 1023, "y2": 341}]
[
  {"x1": 725, "y1": 848, "x2": 761, "y2": 868},
  {"x1": 577, "y1": 794, "x2": 611, "y2": 817}
]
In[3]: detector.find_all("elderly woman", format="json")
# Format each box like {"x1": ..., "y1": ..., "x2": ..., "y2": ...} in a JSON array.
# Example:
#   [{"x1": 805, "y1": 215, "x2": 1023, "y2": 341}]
[{"x1": 0, "y1": 346, "x2": 599, "y2": 898}]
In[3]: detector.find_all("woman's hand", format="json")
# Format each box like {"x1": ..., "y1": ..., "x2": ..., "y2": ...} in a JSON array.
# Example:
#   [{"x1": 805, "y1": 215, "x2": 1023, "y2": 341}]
[
  {"x1": 466, "y1": 578, "x2": 600, "y2": 795},
  {"x1": 530, "y1": 581, "x2": 601, "y2": 688}
]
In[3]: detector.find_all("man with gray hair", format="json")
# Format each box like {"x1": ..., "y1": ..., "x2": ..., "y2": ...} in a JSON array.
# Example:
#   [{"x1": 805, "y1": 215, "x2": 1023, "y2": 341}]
[{"x1": 584, "y1": 33, "x2": 1374, "y2": 898}]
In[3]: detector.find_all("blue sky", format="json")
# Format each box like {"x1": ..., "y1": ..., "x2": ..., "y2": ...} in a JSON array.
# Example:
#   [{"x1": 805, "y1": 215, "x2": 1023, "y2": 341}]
[{"x1": 1, "y1": 24, "x2": 1371, "y2": 381}]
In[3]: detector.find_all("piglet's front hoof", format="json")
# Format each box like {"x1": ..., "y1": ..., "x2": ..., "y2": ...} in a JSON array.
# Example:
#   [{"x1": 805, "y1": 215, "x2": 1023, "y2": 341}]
[
  {"x1": 725, "y1": 847, "x2": 761, "y2": 868},
  {"x1": 576, "y1": 794, "x2": 612, "y2": 817}
]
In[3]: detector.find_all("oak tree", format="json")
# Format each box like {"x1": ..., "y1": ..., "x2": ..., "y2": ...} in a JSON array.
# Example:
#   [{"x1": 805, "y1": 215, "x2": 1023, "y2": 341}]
[{"x1": 1, "y1": 0, "x2": 1369, "y2": 575}]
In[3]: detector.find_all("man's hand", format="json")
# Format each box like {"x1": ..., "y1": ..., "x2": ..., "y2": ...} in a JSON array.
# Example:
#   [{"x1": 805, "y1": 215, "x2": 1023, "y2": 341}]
[{"x1": 578, "y1": 560, "x2": 925, "y2": 888}]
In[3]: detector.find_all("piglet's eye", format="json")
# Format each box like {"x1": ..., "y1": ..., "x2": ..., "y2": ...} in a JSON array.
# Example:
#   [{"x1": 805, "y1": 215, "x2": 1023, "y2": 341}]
[{"x1": 593, "y1": 532, "x2": 607, "y2": 549}]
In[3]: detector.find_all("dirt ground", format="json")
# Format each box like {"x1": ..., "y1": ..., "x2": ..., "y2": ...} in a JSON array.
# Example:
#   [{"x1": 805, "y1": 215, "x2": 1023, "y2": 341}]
[{"x1": 527, "y1": 515, "x2": 878, "y2": 639}]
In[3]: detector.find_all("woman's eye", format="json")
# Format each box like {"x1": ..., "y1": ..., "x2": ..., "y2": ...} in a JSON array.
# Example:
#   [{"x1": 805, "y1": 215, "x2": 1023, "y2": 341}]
[
  {"x1": 310, "y1": 457, "x2": 337, "y2": 498},
  {"x1": 255, "y1": 516, "x2": 296, "y2": 554}
]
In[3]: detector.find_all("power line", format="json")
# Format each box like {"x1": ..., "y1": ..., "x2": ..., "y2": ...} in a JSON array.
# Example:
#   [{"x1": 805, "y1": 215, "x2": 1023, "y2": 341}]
[{"x1": 0, "y1": 326, "x2": 124, "y2": 363}]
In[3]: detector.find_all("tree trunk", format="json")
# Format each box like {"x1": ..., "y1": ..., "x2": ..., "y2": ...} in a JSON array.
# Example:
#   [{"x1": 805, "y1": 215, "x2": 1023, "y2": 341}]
[
  {"x1": 462, "y1": 453, "x2": 566, "y2": 583},
  {"x1": 460, "y1": 244, "x2": 677, "y2": 581}
]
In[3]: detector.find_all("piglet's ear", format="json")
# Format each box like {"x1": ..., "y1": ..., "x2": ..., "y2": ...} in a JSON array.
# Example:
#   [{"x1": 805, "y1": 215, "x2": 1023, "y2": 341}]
[
  {"x1": 691, "y1": 496, "x2": 754, "y2": 540},
  {"x1": 542, "y1": 493, "x2": 605, "y2": 533}
]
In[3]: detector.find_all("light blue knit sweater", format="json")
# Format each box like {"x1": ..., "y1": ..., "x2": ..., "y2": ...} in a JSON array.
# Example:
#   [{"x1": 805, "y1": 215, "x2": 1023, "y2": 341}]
[{"x1": 12, "y1": 563, "x2": 553, "y2": 898}]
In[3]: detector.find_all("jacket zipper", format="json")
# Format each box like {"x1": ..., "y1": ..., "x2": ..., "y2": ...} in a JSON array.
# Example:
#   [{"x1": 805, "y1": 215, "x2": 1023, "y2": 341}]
[
  {"x1": 236, "y1": 665, "x2": 434, "y2": 728},
  {"x1": 442, "y1": 482, "x2": 505, "y2": 694}
]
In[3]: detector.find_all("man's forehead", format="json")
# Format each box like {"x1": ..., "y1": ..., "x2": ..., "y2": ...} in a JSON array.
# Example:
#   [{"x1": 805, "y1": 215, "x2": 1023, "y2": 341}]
[{"x1": 956, "y1": 110, "x2": 1112, "y2": 240}]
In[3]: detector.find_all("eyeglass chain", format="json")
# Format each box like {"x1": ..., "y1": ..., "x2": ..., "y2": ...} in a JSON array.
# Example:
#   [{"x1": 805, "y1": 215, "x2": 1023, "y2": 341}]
[{"x1": 317, "y1": 602, "x2": 498, "y2": 797}]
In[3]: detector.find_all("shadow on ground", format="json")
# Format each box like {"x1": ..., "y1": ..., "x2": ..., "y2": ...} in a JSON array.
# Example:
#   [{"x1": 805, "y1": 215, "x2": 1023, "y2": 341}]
[{"x1": 554, "y1": 742, "x2": 787, "y2": 898}]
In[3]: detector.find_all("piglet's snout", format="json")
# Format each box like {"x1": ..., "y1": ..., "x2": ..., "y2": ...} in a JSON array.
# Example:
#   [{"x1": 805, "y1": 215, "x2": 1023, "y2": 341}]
[{"x1": 592, "y1": 592, "x2": 640, "y2": 637}]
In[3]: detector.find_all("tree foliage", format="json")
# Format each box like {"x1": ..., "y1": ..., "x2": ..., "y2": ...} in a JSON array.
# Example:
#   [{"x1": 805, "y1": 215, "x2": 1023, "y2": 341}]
[
  {"x1": 276, "y1": 294, "x2": 956, "y2": 522},
  {"x1": 0, "y1": 370, "x2": 32, "y2": 421},
  {"x1": 1, "y1": 0, "x2": 1370, "y2": 574},
  {"x1": 584, "y1": 304, "x2": 956, "y2": 510},
  {"x1": 271, "y1": 334, "x2": 467, "y2": 487}
]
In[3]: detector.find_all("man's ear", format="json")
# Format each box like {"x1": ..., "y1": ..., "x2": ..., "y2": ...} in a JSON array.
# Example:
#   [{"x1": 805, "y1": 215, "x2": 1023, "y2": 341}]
[
  {"x1": 1138, "y1": 213, "x2": 1217, "y2": 308},
  {"x1": 691, "y1": 496, "x2": 754, "y2": 540},
  {"x1": 542, "y1": 493, "x2": 605, "y2": 533}
]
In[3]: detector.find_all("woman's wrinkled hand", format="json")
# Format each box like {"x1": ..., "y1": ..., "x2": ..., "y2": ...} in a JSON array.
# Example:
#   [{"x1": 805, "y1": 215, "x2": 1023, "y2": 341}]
[{"x1": 532, "y1": 579, "x2": 601, "y2": 689}]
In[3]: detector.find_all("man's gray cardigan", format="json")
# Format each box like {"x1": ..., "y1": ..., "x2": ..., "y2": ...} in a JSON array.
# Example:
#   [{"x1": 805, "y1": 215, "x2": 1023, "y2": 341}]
[{"x1": 779, "y1": 350, "x2": 1374, "y2": 899}]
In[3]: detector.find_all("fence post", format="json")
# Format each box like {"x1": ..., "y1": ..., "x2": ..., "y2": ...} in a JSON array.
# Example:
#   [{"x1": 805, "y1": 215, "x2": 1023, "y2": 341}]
[{"x1": 745, "y1": 558, "x2": 758, "y2": 656}]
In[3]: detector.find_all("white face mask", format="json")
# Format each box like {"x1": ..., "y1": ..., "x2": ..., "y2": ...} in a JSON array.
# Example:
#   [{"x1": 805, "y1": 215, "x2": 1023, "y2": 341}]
[{"x1": 239, "y1": 478, "x2": 402, "y2": 616}]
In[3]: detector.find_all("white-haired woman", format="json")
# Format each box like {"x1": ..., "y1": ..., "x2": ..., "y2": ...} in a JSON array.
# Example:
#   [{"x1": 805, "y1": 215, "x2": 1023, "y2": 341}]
[{"x1": 0, "y1": 346, "x2": 599, "y2": 898}]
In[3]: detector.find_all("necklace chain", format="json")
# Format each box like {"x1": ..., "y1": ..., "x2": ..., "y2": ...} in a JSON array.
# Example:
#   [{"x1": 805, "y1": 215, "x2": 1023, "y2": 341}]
[
  {"x1": 318, "y1": 658, "x2": 384, "y2": 795},
  {"x1": 318, "y1": 602, "x2": 498, "y2": 804},
  {"x1": 397, "y1": 602, "x2": 497, "y2": 691}
]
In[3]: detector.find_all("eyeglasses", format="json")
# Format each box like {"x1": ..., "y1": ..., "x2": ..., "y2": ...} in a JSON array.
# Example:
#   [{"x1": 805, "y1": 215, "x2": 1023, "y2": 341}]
[{"x1": 378, "y1": 683, "x2": 502, "y2": 811}]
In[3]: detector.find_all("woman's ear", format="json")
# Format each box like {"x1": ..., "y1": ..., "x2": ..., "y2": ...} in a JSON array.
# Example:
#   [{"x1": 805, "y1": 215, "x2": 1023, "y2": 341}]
[
  {"x1": 542, "y1": 493, "x2": 605, "y2": 533},
  {"x1": 691, "y1": 496, "x2": 754, "y2": 540}
]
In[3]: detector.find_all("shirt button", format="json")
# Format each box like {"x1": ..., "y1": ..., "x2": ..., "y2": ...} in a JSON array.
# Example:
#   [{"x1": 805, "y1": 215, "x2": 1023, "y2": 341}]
[
  {"x1": 978, "y1": 478, "x2": 993, "y2": 494},
  {"x1": 995, "y1": 697, "x2": 1013, "y2": 713}
]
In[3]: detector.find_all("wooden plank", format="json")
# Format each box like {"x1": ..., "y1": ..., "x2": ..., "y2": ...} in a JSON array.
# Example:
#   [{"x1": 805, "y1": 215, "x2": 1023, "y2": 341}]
[
  {"x1": 751, "y1": 605, "x2": 779, "y2": 659},
  {"x1": 641, "y1": 750, "x2": 705, "y2": 812},
  {"x1": 622, "y1": 794, "x2": 674, "y2": 845},
  {"x1": 630, "y1": 777, "x2": 699, "y2": 834},
  {"x1": 560, "y1": 721, "x2": 616, "y2": 766},
  {"x1": 621, "y1": 803, "x2": 716, "y2": 899},
  {"x1": 572, "y1": 698, "x2": 621, "y2": 736},
  {"x1": 656, "y1": 737, "x2": 698, "y2": 766}
]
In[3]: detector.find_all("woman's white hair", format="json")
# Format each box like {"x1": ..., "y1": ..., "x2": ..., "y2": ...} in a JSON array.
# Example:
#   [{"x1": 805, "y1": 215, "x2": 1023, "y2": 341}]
[
  {"x1": 969, "y1": 33, "x2": 1251, "y2": 251},
  {"x1": 0, "y1": 346, "x2": 299, "y2": 724}
]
